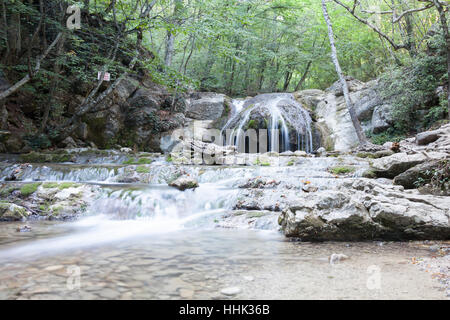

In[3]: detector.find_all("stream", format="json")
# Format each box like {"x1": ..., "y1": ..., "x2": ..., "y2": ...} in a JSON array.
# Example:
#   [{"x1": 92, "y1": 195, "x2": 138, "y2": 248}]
[{"x1": 0, "y1": 153, "x2": 446, "y2": 300}]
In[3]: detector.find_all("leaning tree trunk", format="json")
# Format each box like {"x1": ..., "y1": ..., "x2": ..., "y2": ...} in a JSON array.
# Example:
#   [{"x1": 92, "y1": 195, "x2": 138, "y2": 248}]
[
  {"x1": 432, "y1": 0, "x2": 450, "y2": 119},
  {"x1": 321, "y1": 0, "x2": 366, "y2": 144}
]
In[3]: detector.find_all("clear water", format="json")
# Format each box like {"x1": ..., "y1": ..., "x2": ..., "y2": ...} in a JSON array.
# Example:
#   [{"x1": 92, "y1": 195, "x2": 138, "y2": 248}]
[{"x1": 0, "y1": 157, "x2": 445, "y2": 300}]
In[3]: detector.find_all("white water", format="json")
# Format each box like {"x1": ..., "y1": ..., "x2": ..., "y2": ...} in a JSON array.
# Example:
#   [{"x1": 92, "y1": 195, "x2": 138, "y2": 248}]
[{"x1": 222, "y1": 93, "x2": 314, "y2": 153}]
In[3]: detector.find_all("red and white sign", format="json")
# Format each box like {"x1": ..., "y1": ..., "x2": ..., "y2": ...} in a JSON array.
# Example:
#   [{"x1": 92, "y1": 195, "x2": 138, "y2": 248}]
[{"x1": 97, "y1": 72, "x2": 111, "y2": 81}]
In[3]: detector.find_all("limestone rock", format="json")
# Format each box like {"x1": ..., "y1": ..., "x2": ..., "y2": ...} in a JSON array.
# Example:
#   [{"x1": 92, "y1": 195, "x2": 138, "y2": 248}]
[
  {"x1": 169, "y1": 176, "x2": 199, "y2": 191},
  {"x1": 371, "y1": 104, "x2": 394, "y2": 134},
  {"x1": 279, "y1": 179, "x2": 450, "y2": 241},
  {"x1": 393, "y1": 161, "x2": 439, "y2": 189},
  {"x1": 416, "y1": 130, "x2": 440, "y2": 146},
  {"x1": 371, "y1": 152, "x2": 447, "y2": 178},
  {"x1": 0, "y1": 203, "x2": 31, "y2": 221},
  {"x1": 185, "y1": 92, "x2": 227, "y2": 121}
]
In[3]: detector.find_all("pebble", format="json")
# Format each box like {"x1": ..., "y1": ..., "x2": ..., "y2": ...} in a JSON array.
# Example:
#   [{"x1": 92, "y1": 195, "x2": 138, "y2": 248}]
[
  {"x1": 329, "y1": 253, "x2": 349, "y2": 265},
  {"x1": 220, "y1": 287, "x2": 241, "y2": 296},
  {"x1": 99, "y1": 288, "x2": 120, "y2": 299},
  {"x1": 243, "y1": 276, "x2": 254, "y2": 281},
  {"x1": 179, "y1": 288, "x2": 194, "y2": 299}
]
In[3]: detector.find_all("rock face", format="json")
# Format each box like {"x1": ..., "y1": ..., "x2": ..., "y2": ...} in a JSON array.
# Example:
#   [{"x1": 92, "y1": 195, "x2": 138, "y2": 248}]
[
  {"x1": 307, "y1": 78, "x2": 394, "y2": 151},
  {"x1": 279, "y1": 179, "x2": 450, "y2": 241},
  {"x1": 185, "y1": 92, "x2": 227, "y2": 121},
  {"x1": 371, "y1": 104, "x2": 394, "y2": 133},
  {"x1": 80, "y1": 76, "x2": 188, "y2": 151}
]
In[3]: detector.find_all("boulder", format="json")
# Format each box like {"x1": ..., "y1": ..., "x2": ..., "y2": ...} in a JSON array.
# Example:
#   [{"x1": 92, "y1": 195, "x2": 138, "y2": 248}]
[
  {"x1": 185, "y1": 92, "x2": 227, "y2": 121},
  {"x1": 114, "y1": 76, "x2": 139, "y2": 102},
  {"x1": 58, "y1": 136, "x2": 77, "y2": 149},
  {"x1": 325, "y1": 77, "x2": 365, "y2": 96},
  {"x1": 371, "y1": 104, "x2": 393, "y2": 133},
  {"x1": 169, "y1": 176, "x2": 199, "y2": 191},
  {"x1": 416, "y1": 130, "x2": 440, "y2": 146},
  {"x1": 293, "y1": 89, "x2": 325, "y2": 110},
  {"x1": 393, "y1": 161, "x2": 439, "y2": 189},
  {"x1": 0, "y1": 203, "x2": 31, "y2": 221},
  {"x1": 371, "y1": 152, "x2": 447, "y2": 178},
  {"x1": 279, "y1": 179, "x2": 450, "y2": 241}
]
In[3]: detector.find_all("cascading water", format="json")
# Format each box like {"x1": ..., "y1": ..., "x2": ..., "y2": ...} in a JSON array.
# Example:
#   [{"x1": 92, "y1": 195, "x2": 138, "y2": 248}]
[{"x1": 221, "y1": 93, "x2": 314, "y2": 153}]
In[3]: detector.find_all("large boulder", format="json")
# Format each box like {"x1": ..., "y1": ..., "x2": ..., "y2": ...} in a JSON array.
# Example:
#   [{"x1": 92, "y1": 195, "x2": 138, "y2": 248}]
[
  {"x1": 371, "y1": 104, "x2": 394, "y2": 134},
  {"x1": 416, "y1": 130, "x2": 441, "y2": 146},
  {"x1": 185, "y1": 92, "x2": 227, "y2": 121},
  {"x1": 279, "y1": 179, "x2": 450, "y2": 241},
  {"x1": 371, "y1": 152, "x2": 447, "y2": 178},
  {"x1": 393, "y1": 161, "x2": 439, "y2": 189}
]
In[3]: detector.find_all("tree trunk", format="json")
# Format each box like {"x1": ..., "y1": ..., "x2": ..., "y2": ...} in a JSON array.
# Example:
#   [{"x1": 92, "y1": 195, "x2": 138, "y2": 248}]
[
  {"x1": 295, "y1": 60, "x2": 312, "y2": 91},
  {"x1": 0, "y1": 32, "x2": 63, "y2": 101},
  {"x1": 164, "y1": 32, "x2": 175, "y2": 67},
  {"x1": 41, "y1": 33, "x2": 66, "y2": 132},
  {"x1": 164, "y1": 0, "x2": 182, "y2": 68},
  {"x1": 321, "y1": 0, "x2": 366, "y2": 144},
  {"x1": 432, "y1": 0, "x2": 450, "y2": 119}
]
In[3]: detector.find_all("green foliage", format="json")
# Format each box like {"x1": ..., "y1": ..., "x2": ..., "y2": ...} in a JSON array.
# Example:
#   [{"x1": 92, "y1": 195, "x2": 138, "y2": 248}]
[
  {"x1": 43, "y1": 182, "x2": 80, "y2": 190},
  {"x1": 136, "y1": 166, "x2": 151, "y2": 174},
  {"x1": 365, "y1": 129, "x2": 406, "y2": 145},
  {"x1": 414, "y1": 160, "x2": 449, "y2": 195},
  {"x1": 23, "y1": 134, "x2": 52, "y2": 150},
  {"x1": 329, "y1": 166, "x2": 355, "y2": 175},
  {"x1": 123, "y1": 157, "x2": 153, "y2": 165},
  {"x1": 379, "y1": 33, "x2": 447, "y2": 132}
]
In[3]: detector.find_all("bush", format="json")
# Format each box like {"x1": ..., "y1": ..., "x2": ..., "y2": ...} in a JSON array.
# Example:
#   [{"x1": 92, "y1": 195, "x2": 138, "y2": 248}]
[
  {"x1": 365, "y1": 129, "x2": 406, "y2": 145},
  {"x1": 379, "y1": 32, "x2": 447, "y2": 132}
]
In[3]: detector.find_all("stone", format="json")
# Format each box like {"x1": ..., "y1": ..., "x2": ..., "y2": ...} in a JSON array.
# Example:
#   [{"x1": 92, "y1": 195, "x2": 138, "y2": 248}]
[
  {"x1": 393, "y1": 161, "x2": 440, "y2": 189},
  {"x1": 58, "y1": 136, "x2": 77, "y2": 149},
  {"x1": 220, "y1": 287, "x2": 241, "y2": 296},
  {"x1": 316, "y1": 147, "x2": 326, "y2": 157},
  {"x1": 371, "y1": 104, "x2": 393, "y2": 134},
  {"x1": 329, "y1": 253, "x2": 349, "y2": 265},
  {"x1": 16, "y1": 225, "x2": 32, "y2": 232},
  {"x1": 302, "y1": 184, "x2": 318, "y2": 193},
  {"x1": 279, "y1": 179, "x2": 450, "y2": 241},
  {"x1": 185, "y1": 92, "x2": 226, "y2": 121},
  {"x1": 416, "y1": 131, "x2": 440, "y2": 146},
  {"x1": 0, "y1": 203, "x2": 31, "y2": 221},
  {"x1": 371, "y1": 152, "x2": 447, "y2": 178},
  {"x1": 294, "y1": 150, "x2": 307, "y2": 157},
  {"x1": 169, "y1": 176, "x2": 199, "y2": 191}
]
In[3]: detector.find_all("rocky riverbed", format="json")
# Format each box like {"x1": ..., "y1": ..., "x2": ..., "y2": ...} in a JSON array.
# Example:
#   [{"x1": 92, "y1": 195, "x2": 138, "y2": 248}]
[{"x1": 0, "y1": 124, "x2": 449, "y2": 299}]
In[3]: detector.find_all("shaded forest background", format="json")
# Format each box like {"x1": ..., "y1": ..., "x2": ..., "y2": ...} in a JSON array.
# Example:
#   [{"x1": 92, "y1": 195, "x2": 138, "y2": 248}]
[{"x1": 0, "y1": 0, "x2": 448, "y2": 149}]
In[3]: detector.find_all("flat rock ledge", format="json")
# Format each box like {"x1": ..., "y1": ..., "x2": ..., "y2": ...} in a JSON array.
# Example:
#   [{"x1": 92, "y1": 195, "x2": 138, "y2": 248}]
[{"x1": 279, "y1": 179, "x2": 450, "y2": 241}]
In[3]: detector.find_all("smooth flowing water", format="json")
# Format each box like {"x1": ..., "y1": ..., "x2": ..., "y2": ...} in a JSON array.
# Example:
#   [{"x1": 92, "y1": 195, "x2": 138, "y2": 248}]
[
  {"x1": 0, "y1": 156, "x2": 446, "y2": 300},
  {"x1": 222, "y1": 94, "x2": 314, "y2": 153}
]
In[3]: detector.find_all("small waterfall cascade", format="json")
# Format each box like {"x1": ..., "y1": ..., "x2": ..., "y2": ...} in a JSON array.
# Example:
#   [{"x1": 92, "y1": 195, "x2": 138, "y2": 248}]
[{"x1": 221, "y1": 93, "x2": 314, "y2": 153}]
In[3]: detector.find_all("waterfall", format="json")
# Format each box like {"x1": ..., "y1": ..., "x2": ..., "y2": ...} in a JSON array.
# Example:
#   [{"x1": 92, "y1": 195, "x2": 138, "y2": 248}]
[{"x1": 222, "y1": 93, "x2": 314, "y2": 153}]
